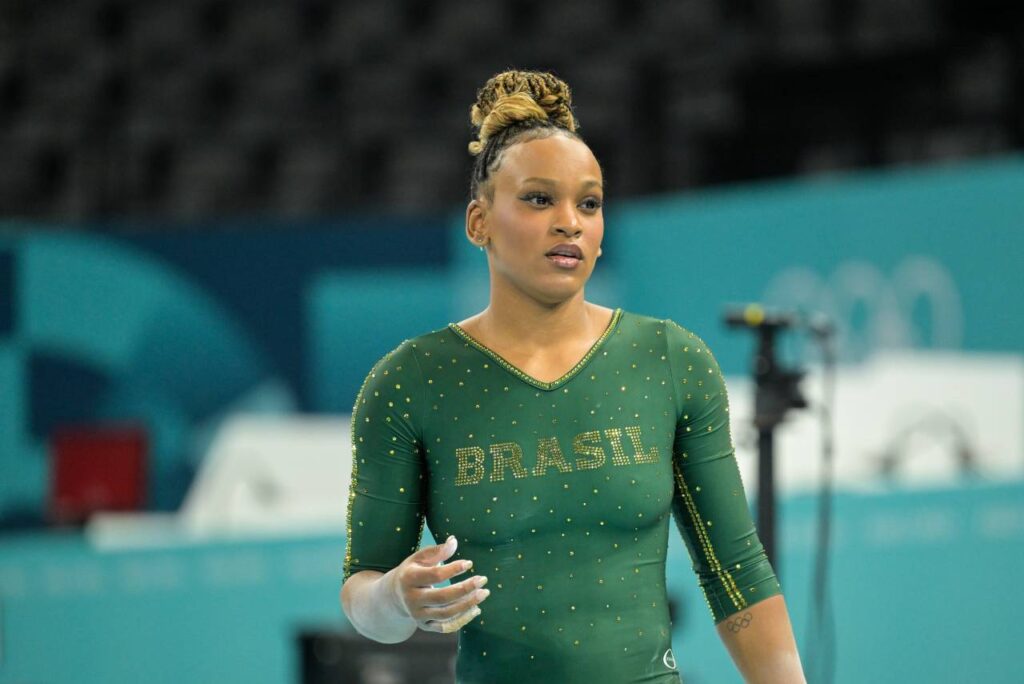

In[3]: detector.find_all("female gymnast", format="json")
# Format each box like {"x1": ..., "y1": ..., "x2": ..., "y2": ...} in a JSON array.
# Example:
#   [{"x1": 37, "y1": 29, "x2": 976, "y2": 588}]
[{"x1": 340, "y1": 69, "x2": 806, "y2": 683}]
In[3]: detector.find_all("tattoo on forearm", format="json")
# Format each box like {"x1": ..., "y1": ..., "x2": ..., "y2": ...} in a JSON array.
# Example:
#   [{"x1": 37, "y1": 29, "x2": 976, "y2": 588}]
[{"x1": 726, "y1": 612, "x2": 753, "y2": 633}]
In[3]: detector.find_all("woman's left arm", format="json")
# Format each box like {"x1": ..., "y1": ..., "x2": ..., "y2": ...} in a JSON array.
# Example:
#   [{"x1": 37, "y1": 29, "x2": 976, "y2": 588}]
[
  {"x1": 717, "y1": 594, "x2": 807, "y2": 684},
  {"x1": 662, "y1": 321, "x2": 806, "y2": 683}
]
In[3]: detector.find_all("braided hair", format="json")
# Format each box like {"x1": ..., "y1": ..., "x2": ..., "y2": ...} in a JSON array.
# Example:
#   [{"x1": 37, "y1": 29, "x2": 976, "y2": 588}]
[{"x1": 468, "y1": 70, "x2": 585, "y2": 200}]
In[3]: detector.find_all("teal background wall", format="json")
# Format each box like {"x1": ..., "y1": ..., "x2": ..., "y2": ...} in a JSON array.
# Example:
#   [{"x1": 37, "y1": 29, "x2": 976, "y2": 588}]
[
  {"x1": 1, "y1": 157, "x2": 1022, "y2": 682},
  {"x1": 610, "y1": 156, "x2": 1024, "y2": 367}
]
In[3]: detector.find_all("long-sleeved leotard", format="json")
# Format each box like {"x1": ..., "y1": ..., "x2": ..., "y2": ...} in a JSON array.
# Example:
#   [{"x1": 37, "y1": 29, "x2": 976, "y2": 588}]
[{"x1": 342, "y1": 308, "x2": 781, "y2": 683}]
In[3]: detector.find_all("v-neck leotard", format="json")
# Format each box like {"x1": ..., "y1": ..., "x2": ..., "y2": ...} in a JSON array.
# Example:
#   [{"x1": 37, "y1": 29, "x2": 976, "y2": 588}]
[
  {"x1": 342, "y1": 308, "x2": 781, "y2": 683},
  {"x1": 447, "y1": 308, "x2": 622, "y2": 391}
]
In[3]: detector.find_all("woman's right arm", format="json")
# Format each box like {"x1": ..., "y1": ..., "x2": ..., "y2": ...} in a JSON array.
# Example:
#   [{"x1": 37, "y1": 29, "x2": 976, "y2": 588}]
[{"x1": 341, "y1": 343, "x2": 489, "y2": 641}]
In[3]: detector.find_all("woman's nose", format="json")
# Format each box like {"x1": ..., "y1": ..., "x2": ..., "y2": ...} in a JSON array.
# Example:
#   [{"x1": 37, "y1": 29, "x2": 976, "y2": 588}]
[{"x1": 553, "y1": 206, "x2": 581, "y2": 235}]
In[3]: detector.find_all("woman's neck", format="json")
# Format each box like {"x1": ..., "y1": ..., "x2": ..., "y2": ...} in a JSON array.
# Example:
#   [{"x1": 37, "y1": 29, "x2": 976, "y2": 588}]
[{"x1": 462, "y1": 290, "x2": 610, "y2": 354}]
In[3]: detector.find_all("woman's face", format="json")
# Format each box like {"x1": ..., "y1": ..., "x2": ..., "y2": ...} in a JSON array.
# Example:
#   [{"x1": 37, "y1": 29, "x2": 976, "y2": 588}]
[{"x1": 470, "y1": 134, "x2": 604, "y2": 306}]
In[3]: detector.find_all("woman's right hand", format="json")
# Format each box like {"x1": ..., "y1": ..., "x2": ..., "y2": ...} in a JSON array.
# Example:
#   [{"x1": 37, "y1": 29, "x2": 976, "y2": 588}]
[{"x1": 386, "y1": 535, "x2": 490, "y2": 634}]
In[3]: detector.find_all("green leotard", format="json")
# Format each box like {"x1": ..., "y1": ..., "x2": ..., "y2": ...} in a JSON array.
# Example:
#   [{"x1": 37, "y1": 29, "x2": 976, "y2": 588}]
[{"x1": 342, "y1": 308, "x2": 782, "y2": 683}]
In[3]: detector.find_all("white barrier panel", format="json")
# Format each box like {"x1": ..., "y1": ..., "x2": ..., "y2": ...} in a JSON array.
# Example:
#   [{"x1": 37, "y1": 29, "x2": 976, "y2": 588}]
[
  {"x1": 727, "y1": 350, "x2": 1024, "y2": 493},
  {"x1": 87, "y1": 415, "x2": 352, "y2": 549}
]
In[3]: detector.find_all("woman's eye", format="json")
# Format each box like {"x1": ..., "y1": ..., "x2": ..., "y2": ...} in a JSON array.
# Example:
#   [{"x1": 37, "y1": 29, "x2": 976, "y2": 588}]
[
  {"x1": 580, "y1": 197, "x2": 603, "y2": 211},
  {"x1": 522, "y1": 193, "x2": 551, "y2": 206}
]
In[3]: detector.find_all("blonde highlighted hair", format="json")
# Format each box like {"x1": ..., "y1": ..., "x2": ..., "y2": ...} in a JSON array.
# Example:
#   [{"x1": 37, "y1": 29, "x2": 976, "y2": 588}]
[{"x1": 468, "y1": 69, "x2": 584, "y2": 198}]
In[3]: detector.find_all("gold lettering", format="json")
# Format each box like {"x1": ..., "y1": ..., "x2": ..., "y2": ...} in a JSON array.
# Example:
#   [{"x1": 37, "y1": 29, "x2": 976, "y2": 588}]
[
  {"x1": 490, "y1": 441, "x2": 529, "y2": 482},
  {"x1": 625, "y1": 425, "x2": 659, "y2": 464},
  {"x1": 603, "y1": 428, "x2": 632, "y2": 466},
  {"x1": 573, "y1": 430, "x2": 605, "y2": 470},
  {"x1": 455, "y1": 425, "x2": 663, "y2": 486},
  {"x1": 532, "y1": 437, "x2": 574, "y2": 477},
  {"x1": 455, "y1": 446, "x2": 486, "y2": 486}
]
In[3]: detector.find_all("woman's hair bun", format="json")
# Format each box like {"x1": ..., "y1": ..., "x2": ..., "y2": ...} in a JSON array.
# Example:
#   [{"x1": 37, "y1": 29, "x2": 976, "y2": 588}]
[{"x1": 468, "y1": 70, "x2": 578, "y2": 155}]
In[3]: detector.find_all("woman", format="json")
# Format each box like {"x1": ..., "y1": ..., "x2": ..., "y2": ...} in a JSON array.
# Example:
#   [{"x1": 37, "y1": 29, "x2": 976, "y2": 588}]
[{"x1": 340, "y1": 70, "x2": 806, "y2": 683}]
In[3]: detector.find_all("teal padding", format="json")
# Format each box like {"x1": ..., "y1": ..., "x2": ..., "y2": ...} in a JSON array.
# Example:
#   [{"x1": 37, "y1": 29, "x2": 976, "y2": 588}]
[{"x1": 306, "y1": 268, "x2": 451, "y2": 412}]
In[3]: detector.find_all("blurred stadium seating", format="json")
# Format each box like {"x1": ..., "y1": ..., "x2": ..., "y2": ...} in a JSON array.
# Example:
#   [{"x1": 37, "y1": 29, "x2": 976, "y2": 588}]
[{"x1": 0, "y1": 0, "x2": 1021, "y2": 221}]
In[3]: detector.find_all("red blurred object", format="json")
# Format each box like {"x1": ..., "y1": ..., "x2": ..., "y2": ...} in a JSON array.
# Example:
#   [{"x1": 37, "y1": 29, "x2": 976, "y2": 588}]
[{"x1": 49, "y1": 424, "x2": 148, "y2": 525}]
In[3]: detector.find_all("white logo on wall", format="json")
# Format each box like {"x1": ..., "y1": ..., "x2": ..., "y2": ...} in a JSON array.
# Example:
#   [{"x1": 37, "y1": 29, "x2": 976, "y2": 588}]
[
  {"x1": 663, "y1": 648, "x2": 677, "y2": 669},
  {"x1": 762, "y1": 256, "x2": 963, "y2": 361}
]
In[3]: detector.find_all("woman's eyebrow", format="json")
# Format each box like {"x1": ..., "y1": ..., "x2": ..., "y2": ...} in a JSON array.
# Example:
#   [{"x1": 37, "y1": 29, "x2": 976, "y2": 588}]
[{"x1": 519, "y1": 177, "x2": 603, "y2": 190}]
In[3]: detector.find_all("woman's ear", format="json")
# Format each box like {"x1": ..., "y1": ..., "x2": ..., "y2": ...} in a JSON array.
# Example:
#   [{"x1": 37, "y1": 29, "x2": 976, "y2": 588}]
[{"x1": 466, "y1": 198, "x2": 488, "y2": 246}]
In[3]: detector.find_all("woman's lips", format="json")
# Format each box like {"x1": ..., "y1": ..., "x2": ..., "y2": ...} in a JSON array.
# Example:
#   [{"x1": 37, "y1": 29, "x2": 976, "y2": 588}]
[
  {"x1": 545, "y1": 243, "x2": 583, "y2": 259},
  {"x1": 547, "y1": 254, "x2": 581, "y2": 269}
]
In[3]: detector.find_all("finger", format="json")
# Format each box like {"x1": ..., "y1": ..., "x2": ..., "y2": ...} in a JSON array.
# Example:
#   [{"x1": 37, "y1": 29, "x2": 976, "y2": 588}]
[
  {"x1": 445, "y1": 605, "x2": 483, "y2": 632},
  {"x1": 420, "y1": 573, "x2": 488, "y2": 607},
  {"x1": 423, "y1": 605, "x2": 481, "y2": 634},
  {"x1": 411, "y1": 534, "x2": 457, "y2": 566},
  {"x1": 419, "y1": 586, "x2": 489, "y2": 621},
  {"x1": 407, "y1": 556, "x2": 474, "y2": 588}
]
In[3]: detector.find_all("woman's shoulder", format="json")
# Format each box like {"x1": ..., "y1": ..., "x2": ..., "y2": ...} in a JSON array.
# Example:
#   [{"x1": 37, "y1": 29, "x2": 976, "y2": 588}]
[
  {"x1": 618, "y1": 308, "x2": 701, "y2": 340},
  {"x1": 371, "y1": 325, "x2": 452, "y2": 365},
  {"x1": 618, "y1": 309, "x2": 723, "y2": 366}
]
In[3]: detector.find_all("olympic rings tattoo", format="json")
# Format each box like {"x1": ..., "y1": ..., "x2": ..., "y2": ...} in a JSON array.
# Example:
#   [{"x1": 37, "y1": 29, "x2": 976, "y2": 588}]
[{"x1": 726, "y1": 612, "x2": 753, "y2": 633}]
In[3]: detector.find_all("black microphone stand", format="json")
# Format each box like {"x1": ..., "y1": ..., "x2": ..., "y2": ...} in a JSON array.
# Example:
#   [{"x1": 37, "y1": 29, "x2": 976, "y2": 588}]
[
  {"x1": 753, "y1": 325, "x2": 806, "y2": 575},
  {"x1": 726, "y1": 309, "x2": 806, "y2": 576}
]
